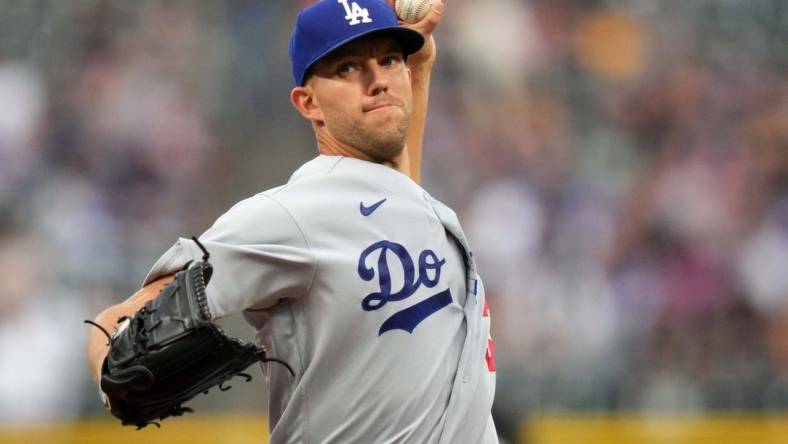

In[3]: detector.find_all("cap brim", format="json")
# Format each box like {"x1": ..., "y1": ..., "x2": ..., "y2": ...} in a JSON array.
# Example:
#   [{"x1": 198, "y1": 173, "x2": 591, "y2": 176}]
[{"x1": 301, "y1": 27, "x2": 425, "y2": 85}]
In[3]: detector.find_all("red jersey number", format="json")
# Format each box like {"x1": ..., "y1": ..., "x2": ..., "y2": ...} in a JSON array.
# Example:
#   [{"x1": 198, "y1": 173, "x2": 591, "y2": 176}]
[{"x1": 482, "y1": 301, "x2": 496, "y2": 372}]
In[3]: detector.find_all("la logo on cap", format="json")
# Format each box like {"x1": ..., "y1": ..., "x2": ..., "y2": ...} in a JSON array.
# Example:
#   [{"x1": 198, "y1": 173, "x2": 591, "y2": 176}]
[{"x1": 338, "y1": 0, "x2": 373, "y2": 26}]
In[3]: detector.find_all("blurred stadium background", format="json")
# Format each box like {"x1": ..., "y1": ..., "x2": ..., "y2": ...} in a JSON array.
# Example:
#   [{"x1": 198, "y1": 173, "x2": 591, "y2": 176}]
[{"x1": 0, "y1": 0, "x2": 786, "y2": 443}]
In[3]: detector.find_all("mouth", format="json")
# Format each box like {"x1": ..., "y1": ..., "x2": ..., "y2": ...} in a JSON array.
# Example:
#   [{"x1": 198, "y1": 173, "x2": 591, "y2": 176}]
[{"x1": 363, "y1": 102, "x2": 398, "y2": 113}]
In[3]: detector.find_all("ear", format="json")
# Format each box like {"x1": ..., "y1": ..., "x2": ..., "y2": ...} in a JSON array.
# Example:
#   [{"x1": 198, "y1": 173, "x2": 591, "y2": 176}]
[{"x1": 290, "y1": 86, "x2": 324, "y2": 123}]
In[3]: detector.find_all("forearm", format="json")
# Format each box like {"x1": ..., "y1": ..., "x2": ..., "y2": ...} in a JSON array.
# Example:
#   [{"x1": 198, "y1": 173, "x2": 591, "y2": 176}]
[
  {"x1": 86, "y1": 275, "x2": 174, "y2": 383},
  {"x1": 399, "y1": 0, "x2": 443, "y2": 184},
  {"x1": 406, "y1": 61, "x2": 433, "y2": 184}
]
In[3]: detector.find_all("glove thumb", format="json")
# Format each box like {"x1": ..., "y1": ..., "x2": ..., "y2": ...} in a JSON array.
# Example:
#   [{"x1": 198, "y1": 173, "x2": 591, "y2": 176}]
[{"x1": 101, "y1": 365, "x2": 155, "y2": 396}]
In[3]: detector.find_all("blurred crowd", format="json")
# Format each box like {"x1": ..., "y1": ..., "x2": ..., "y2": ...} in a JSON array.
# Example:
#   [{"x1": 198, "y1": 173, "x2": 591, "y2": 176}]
[{"x1": 0, "y1": 0, "x2": 786, "y2": 440}]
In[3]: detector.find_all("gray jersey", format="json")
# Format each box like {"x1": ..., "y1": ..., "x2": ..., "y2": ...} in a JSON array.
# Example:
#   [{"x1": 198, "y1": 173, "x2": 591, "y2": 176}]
[{"x1": 145, "y1": 155, "x2": 497, "y2": 443}]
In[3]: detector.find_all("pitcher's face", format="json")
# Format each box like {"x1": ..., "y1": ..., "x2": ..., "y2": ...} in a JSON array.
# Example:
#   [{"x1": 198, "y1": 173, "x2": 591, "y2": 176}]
[{"x1": 297, "y1": 35, "x2": 413, "y2": 161}]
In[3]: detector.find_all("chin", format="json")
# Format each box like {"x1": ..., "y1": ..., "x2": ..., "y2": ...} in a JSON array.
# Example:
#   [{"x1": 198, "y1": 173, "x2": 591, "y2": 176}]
[{"x1": 364, "y1": 138, "x2": 405, "y2": 162}]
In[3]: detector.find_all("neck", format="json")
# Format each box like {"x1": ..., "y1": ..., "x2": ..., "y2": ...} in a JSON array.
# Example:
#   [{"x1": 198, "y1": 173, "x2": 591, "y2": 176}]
[{"x1": 314, "y1": 128, "x2": 410, "y2": 176}]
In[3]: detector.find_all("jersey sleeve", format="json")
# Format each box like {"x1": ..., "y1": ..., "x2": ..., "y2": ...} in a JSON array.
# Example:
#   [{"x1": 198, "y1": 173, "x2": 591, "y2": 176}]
[{"x1": 143, "y1": 193, "x2": 316, "y2": 319}]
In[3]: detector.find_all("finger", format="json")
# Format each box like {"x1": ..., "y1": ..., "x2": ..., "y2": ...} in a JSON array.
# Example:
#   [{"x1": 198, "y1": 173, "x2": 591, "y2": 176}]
[{"x1": 405, "y1": 0, "x2": 444, "y2": 37}]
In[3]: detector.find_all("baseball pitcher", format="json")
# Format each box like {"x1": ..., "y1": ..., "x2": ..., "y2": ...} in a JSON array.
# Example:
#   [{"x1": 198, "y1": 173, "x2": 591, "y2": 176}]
[{"x1": 86, "y1": 1, "x2": 497, "y2": 442}]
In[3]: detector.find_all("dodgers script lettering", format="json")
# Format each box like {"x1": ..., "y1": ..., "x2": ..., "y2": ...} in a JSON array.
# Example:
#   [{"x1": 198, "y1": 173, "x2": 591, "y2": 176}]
[{"x1": 358, "y1": 240, "x2": 452, "y2": 335}]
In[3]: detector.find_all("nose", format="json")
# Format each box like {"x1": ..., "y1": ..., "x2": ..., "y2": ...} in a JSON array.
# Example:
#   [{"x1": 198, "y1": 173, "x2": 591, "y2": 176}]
[{"x1": 363, "y1": 60, "x2": 389, "y2": 96}]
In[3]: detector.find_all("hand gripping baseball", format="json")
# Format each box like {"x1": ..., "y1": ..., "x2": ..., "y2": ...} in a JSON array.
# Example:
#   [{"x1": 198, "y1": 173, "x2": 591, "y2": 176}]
[
  {"x1": 388, "y1": 0, "x2": 444, "y2": 67},
  {"x1": 84, "y1": 238, "x2": 294, "y2": 429}
]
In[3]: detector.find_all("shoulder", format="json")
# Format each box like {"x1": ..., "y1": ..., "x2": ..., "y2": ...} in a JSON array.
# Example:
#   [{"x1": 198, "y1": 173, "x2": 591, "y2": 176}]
[
  {"x1": 200, "y1": 156, "x2": 340, "y2": 246},
  {"x1": 204, "y1": 190, "x2": 307, "y2": 247},
  {"x1": 217, "y1": 189, "x2": 291, "y2": 224}
]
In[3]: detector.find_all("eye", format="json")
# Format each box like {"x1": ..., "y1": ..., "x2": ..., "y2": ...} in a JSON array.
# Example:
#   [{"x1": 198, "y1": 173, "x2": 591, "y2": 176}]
[
  {"x1": 336, "y1": 62, "x2": 357, "y2": 76},
  {"x1": 381, "y1": 55, "x2": 402, "y2": 67}
]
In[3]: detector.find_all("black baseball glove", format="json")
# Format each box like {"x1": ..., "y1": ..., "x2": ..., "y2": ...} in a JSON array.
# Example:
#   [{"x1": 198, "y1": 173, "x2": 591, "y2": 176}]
[{"x1": 86, "y1": 238, "x2": 292, "y2": 429}]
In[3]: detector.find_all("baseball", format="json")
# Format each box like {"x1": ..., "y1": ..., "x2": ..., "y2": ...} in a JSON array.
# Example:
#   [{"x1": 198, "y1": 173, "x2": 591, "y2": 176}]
[{"x1": 394, "y1": 0, "x2": 434, "y2": 24}]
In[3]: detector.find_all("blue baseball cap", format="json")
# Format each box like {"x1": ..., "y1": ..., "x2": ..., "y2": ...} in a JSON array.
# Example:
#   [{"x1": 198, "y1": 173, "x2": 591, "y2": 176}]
[{"x1": 289, "y1": 0, "x2": 425, "y2": 86}]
